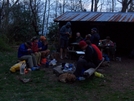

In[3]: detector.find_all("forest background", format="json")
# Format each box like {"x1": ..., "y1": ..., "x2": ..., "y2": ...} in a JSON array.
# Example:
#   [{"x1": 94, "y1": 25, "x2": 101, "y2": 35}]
[{"x1": 0, "y1": 0, "x2": 134, "y2": 51}]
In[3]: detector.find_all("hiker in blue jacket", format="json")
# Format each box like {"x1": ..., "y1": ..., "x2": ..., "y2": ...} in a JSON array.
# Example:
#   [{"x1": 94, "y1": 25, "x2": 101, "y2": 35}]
[{"x1": 18, "y1": 41, "x2": 39, "y2": 69}]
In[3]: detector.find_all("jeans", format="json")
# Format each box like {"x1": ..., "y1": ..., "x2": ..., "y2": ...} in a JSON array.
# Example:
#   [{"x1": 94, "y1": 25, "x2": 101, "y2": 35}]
[
  {"x1": 19, "y1": 55, "x2": 37, "y2": 68},
  {"x1": 74, "y1": 58, "x2": 96, "y2": 77}
]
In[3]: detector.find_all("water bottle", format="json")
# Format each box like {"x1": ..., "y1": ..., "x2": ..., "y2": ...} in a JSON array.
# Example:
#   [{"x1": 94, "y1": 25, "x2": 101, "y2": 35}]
[{"x1": 20, "y1": 63, "x2": 26, "y2": 74}]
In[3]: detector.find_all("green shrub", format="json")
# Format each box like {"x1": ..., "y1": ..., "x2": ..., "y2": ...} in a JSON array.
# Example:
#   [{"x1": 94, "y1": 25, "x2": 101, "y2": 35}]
[{"x1": 0, "y1": 36, "x2": 12, "y2": 51}]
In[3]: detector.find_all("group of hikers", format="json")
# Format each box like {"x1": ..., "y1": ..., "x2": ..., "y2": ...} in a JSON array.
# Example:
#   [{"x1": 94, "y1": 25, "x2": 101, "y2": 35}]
[
  {"x1": 18, "y1": 36, "x2": 50, "y2": 70},
  {"x1": 17, "y1": 21, "x2": 116, "y2": 81},
  {"x1": 59, "y1": 22, "x2": 115, "y2": 80}
]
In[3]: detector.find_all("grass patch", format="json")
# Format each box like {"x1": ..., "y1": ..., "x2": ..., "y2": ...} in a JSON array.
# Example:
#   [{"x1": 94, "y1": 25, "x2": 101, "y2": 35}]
[{"x1": 1, "y1": 50, "x2": 134, "y2": 101}]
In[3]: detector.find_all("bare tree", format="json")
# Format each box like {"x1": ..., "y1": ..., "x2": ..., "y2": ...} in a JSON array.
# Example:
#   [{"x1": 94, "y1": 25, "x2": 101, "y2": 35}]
[
  {"x1": 66, "y1": 0, "x2": 85, "y2": 11},
  {"x1": 1, "y1": 0, "x2": 19, "y2": 33},
  {"x1": 128, "y1": 0, "x2": 134, "y2": 12},
  {"x1": 42, "y1": 0, "x2": 47, "y2": 35},
  {"x1": 111, "y1": 0, "x2": 115, "y2": 12},
  {"x1": 46, "y1": 0, "x2": 50, "y2": 28},
  {"x1": 30, "y1": 0, "x2": 43, "y2": 35},
  {"x1": 98, "y1": 0, "x2": 104, "y2": 11},
  {"x1": 94, "y1": 0, "x2": 99, "y2": 11},
  {"x1": 117, "y1": 0, "x2": 133, "y2": 12},
  {"x1": 62, "y1": 0, "x2": 66, "y2": 13},
  {"x1": 91, "y1": 0, "x2": 99, "y2": 12},
  {"x1": 0, "y1": 0, "x2": 5, "y2": 30}
]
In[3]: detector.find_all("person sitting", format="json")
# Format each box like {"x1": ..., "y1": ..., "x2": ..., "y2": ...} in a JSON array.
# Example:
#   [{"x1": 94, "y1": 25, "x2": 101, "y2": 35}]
[
  {"x1": 69, "y1": 32, "x2": 83, "y2": 51},
  {"x1": 84, "y1": 34, "x2": 91, "y2": 41},
  {"x1": 38, "y1": 36, "x2": 50, "y2": 58},
  {"x1": 74, "y1": 41, "x2": 101, "y2": 81},
  {"x1": 31, "y1": 36, "x2": 42, "y2": 66},
  {"x1": 84, "y1": 35, "x2": 103, "y2": 61},
  {"x1": 75, "y1": 32, "x2": 83, "y2": 43},
  {"x1": 102, "y1": 36, "x2": 116, "y2": 60},
  {"x1": 17, "y1": 41, "x2": 39, "y2": 69},
  {"x1": 90, "y1": 28, "x2": 100, "y2": 46}
]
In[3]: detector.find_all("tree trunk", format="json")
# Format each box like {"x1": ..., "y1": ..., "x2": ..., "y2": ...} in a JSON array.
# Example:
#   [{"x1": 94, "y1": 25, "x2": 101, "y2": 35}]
[
  {"x1": 91, "y1": 0, "x2": 94, "y2": 12},
  {"x1": 79, "y1": 0, "x2": 83, "y2": 11},
  {"x1": 46, "y1": 0, "x2": 50, "y2": 29},
  {"x1": 30, "y1": 0, "x2": 39, "y2": 35},
  {"x1": 118, "y1": 0, "x2": 133, "y2": 12},
  {"x1": 63, "y1": 0, "x2": 65, "y2": 13},
  {"x1": 4, "y1": 0, "x2": 9, "y2": 34},
  {"x1": 94, "y1": 0, "x2": 99, "y2": 12},
  {"x1": 42, "y1": 0, "x2": 47, "y2": 35},
  {"x1": 112, "y1": 0, "x2": 115, "y2": 12},
  {"x1": 0, "y1": 1, "x2": 4, "y2": 30}
]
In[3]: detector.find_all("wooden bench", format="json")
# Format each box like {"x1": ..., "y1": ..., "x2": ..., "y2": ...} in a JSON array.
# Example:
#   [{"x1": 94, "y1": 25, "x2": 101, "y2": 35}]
[
  {"x1": 53, "y1": 57, "x2": 104, "y2": 77},
  {"x1": 53, "y1": 65, "x2": 64, "y2": 76},
  {"x1": 53, "y1": 64, "x2": 76, "y2": 76},
  {"x1": 84, "y1": 57, "x2": 104, "y2": 78}
]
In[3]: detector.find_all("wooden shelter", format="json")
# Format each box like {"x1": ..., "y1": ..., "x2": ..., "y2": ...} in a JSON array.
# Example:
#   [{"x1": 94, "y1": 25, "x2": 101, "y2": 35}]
[{"x1": 54, "y1": 12, "x2": 134, "y2": 55}]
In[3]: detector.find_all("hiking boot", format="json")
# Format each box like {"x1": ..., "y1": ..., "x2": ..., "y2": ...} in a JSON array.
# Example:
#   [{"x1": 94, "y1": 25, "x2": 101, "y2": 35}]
[
  {"x1": 77, "y1": 77, "x2": 86, "y2": 81},
  {"x1": 62, "y1": 67, "x2": 69, "y2": 72},
  {"x1": 64, "y1": 56, "x2": 68, "y2": 59},
  {"x1": 60, "y1": 55, "x2": 63, "y2": 59},
  {"x1": 31, "y1": 66, "x2": 40, "y2": 71}
]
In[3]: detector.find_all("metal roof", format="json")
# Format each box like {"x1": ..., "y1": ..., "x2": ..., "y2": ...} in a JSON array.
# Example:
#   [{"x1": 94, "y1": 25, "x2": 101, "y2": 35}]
[{"x1": 54, "y1": 12, "x2": 134, "y2": 22}]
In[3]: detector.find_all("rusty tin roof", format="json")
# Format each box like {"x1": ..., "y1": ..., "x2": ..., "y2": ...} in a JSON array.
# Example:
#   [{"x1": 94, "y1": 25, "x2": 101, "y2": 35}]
[{"x1": 54, "y1": 12, "x2": 134, "y2": 22}]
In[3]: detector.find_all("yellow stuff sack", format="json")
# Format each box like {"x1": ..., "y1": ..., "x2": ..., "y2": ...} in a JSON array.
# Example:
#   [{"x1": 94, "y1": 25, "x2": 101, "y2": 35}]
[{"x1": 10, "y1": 60, "x2": 26, "y2": 73}]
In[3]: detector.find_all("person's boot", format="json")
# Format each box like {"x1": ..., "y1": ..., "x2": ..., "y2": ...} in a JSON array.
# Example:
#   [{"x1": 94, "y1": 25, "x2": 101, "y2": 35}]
[
  {"x1": 64, "y1": 55, "x2": 68, "y2": 59},
  {"x1": 60, "y1": 55, "x2": 63, "y2": 59}
]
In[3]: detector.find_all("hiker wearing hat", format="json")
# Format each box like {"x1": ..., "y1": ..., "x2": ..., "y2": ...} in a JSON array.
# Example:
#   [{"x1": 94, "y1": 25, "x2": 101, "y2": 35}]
[
  {"x1": 90, "y1": 28, "x2": 100, "y2": 46},
  {"x1": 59, "y1": 22, "x2": 72, "y2": 59},
  {"x1": 74, "y1": 40, "x2": 101, "y2": 80},
  {"x1": 17, "y1": 41, "x2": 39, "y2": 69},
  {"x1": 38, "y1": 36, "x2": 50, "y2": 58}
]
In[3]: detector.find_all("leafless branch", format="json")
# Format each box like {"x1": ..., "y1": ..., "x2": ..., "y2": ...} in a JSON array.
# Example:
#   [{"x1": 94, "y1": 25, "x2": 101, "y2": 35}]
[{"x1": 117, "y1": 0, "x2": 122, "y2": 4}]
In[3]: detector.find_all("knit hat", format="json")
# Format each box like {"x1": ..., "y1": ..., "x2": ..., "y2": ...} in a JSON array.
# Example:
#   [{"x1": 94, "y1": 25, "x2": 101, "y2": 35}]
[
  {"x1": 106, "y1": 36, "x2": 110, "y2": 39},
  {"x1": 91, "y1": 28, "x2": 97, "y2": 32},
  {"x1": 79, "y1": 40, "x2": 87, "y2": 48},
  {"x1": 40, "y1": 36, "x2": 46, "y2": 41},
  {"x1": 26, "y1": 41, "x2": 31, "y2": 46},
  {"x1": 31, "y1": 36, "x2": 38, "y2": 42}
]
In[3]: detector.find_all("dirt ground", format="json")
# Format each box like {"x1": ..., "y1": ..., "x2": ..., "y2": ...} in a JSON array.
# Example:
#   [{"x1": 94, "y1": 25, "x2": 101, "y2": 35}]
[
  {"x1": 101, "y1": 57, "x2": 134, "y2": 91},
  {"x1": 43, "y1": 56, "x2": 134, "y2": 92}
]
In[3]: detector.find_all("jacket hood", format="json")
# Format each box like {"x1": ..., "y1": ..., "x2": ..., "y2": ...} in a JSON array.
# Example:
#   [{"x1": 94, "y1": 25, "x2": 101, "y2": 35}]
[{"x1": 65, "y1": 22, "x2": 71, "y2": 26}]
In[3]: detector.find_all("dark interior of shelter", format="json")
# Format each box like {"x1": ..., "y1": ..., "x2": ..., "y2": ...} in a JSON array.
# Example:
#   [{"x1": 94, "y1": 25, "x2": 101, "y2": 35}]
[{"x1": 59, "y1": 21, "x2": 134, "y2": 57}]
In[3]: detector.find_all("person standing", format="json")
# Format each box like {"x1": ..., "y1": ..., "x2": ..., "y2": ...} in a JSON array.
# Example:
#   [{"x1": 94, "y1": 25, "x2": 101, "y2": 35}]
[
  {"x1": 59, "y1": 22, "x2": 72, "y2": 59},
  {"x1": 90, "y1": 28, "x2": 100, "y2": 46}
]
